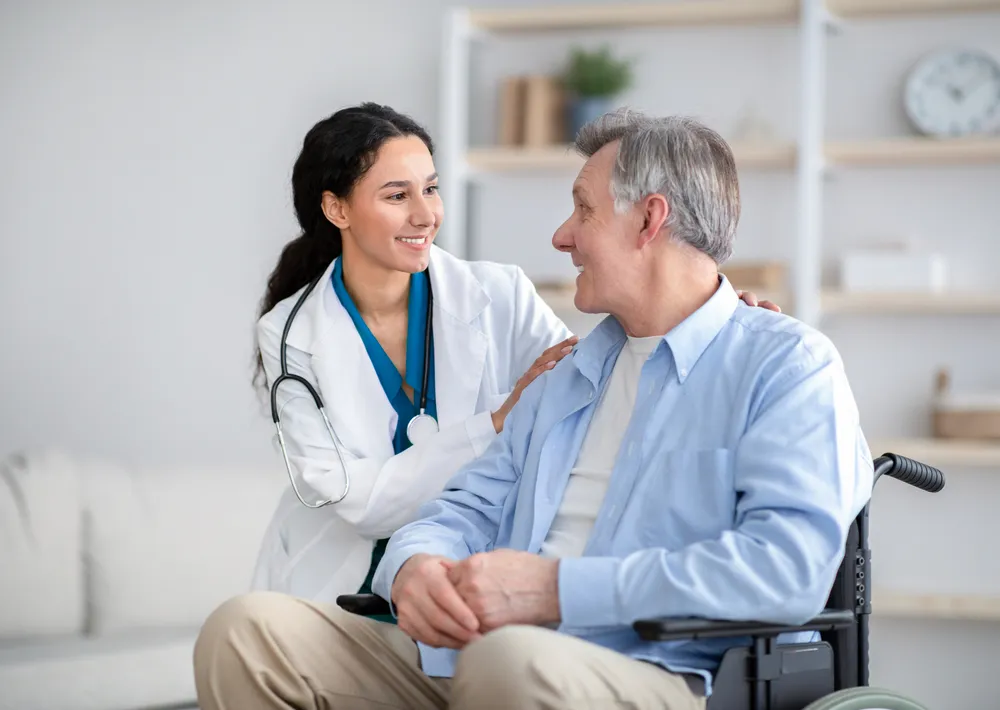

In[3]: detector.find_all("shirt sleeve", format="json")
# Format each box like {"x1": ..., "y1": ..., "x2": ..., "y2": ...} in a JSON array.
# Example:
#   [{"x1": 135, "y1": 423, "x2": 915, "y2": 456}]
[
  {"x1": 558, "y1": 349, "x2": 875, "y2": 629},
  {"x1": 372, "y1": 374, "x2": 547, "y2": 603}
]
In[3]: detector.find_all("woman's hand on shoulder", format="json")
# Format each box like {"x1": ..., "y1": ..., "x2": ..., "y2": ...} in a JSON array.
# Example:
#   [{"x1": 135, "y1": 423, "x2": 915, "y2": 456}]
[
  {"x1": 737, "y1": 290, "x2": 781, "y2": 312},
  {"x1": 491, "y1": 336, "x2": 578, "y2": 433}
]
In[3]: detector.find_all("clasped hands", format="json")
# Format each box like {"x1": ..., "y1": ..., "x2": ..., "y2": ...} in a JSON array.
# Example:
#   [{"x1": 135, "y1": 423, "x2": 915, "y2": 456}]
[{"x1": 390, "y1": 550, "x2": 561, "y2": 650}]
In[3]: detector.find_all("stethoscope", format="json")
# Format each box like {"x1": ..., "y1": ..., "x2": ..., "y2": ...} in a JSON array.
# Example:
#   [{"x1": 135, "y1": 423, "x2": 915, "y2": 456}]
[{"x1": 271, "y1": 265, "x2": 439, "y2": 509}]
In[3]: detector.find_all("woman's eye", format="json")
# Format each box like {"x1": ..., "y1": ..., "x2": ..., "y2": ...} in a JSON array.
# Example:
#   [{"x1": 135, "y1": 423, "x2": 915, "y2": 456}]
[
  {"x1": 425, "y1": 185, "x2": 439, "y2": 195},
  {"x1": 388, "y1": 192, "x2": 406, "y2": 201}
]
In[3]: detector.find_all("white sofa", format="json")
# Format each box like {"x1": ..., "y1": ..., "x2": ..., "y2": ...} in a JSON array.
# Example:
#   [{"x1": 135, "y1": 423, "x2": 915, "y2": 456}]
[{"x1": 0, "y1": 449, "x2": 289, "y2": 710}]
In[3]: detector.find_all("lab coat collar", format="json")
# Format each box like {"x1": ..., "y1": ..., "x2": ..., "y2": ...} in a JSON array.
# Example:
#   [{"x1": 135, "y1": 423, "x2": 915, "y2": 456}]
[
  {"x1": 284, "y1": 245, "x2": 490, "y2": 353},
  {"x1": 281, "y1": 245, "x2": 491, "y2": 442},
  {"x1": 425, "y1": 245, "x2": 490, "y2": 325}
]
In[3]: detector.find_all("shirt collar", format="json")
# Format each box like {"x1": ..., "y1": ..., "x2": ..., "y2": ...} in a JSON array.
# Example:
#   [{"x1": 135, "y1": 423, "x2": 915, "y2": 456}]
[
  {"x1": 570, "y1": 274, "x2": 739, "y2": 386},
  {"x1": 664, "y1": 274, "x2": 739, "y2": 383}
]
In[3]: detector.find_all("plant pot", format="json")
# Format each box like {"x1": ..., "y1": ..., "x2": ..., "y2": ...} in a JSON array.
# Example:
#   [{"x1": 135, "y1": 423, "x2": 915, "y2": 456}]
[{"x1": 568, "y1": 96, "x2": 613, "y2": 140}]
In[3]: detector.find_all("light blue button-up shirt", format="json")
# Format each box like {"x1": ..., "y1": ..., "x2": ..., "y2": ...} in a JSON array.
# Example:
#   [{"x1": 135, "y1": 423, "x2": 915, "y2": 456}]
[{"x1": 373, "y1": 275, "x2": 874, "y2": 693}]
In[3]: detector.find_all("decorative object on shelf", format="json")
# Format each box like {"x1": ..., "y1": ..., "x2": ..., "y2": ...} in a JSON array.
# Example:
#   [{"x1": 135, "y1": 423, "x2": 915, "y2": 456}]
[
  {"x1": 839, "y1": 245, "x2": 947, "y2": 293},
  {"x1": 720, "y1": 261, "x2": 787, "y2": 292},
  {"x1": 523, "y1": 75, "x2": 567, "y2": 147},
  {"x1": 903, "y1": 47, "x2": 1000, "y2": 138},
  {"x1": 732, "y1": 101, "x2": 777, "y2": 143},
  {"x1": 560, "y1": 45, "x2": 634, "y2": 139},
  {"x1": 497, "y1": 76, "x2": 527, "y2": 146},
  {"x1": 496, "y1": 74, "x2": 567, "y2": 147},
  {"x1": 933, "y1": 368, "x2": 1000, "y2": 441}
]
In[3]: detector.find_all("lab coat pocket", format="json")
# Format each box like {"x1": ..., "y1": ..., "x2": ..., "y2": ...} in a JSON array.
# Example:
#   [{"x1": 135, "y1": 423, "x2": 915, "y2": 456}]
[{"x1": 637, "y1": 449, "x2": 736, "y2": 550}]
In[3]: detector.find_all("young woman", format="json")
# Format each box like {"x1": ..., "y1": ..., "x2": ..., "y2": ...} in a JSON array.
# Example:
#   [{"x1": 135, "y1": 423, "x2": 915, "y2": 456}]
[{"x1": 249, "y1": 102, "x2": 776, "y2": 606}]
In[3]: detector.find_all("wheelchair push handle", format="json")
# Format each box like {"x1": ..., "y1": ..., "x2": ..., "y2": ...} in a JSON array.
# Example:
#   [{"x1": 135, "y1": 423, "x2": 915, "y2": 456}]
[{"x1": 875, "y1": 453, "x2": 944, "y2": 493}]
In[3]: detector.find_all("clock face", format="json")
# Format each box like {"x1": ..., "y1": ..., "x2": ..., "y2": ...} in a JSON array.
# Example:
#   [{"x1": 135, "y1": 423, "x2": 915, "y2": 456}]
[{"x1": 904, "y1": 49, "x2": 1000, "y2": 137}]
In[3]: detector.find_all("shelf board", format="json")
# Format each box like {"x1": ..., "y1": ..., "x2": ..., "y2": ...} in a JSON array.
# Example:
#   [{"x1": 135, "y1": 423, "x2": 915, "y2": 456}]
[
  {"x1": 873, "y1": 438, "x2": 1000, "y2": 467},
  {"x1": 875, "y1": 591, "x2": 1000, "y2": 621},
  {"x1": 828, "y1": 0, "x2": 1000, "y2": 19},
  {"x1": 821, "y1": 290, "x2": 1000, "y2": 315},
  {"x1": 467, "y1": 142, "x2": 796, "y2": 173},
  {"x1": 467, "y1": 145, "x2": 581, "y2": 172},
  {"x1": 468, "y1": 1, "x2": 798, "y2": 32},
  {"x1": 825, "y1": 137, "x2": 1000, "y2": 167}
]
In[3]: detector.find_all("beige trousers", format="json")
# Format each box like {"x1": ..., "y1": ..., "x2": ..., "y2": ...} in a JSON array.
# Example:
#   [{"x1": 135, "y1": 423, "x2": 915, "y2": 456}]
[{"x1": 193, "y1": 591, "x2": 707, "y2": 710}]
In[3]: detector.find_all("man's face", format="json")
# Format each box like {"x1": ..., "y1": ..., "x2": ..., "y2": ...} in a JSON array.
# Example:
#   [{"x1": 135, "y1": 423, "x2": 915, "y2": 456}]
[{"x1": 552, "y1": 141, "x2": 638, "y2": 315}]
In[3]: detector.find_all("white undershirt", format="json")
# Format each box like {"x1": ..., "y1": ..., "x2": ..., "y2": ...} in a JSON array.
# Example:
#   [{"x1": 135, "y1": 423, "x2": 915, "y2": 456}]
[{"x1": 540, "y1": 334, "x2": 662, "y2": 559}]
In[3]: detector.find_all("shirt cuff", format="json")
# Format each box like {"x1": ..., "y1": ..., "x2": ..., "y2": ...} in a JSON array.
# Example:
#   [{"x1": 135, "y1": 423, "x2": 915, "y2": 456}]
[
  {"x1": 558, "y1": 556, "x2": 622, "y2": 628},
  {"x1": 464, "y1": 410, "x2": 498, "y2": 458}
]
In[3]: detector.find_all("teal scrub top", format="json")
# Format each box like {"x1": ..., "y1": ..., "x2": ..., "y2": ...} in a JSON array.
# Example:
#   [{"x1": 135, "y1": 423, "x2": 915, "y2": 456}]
[{"x1": 331, "y1": 258, "x2": 436, "y2": 621}]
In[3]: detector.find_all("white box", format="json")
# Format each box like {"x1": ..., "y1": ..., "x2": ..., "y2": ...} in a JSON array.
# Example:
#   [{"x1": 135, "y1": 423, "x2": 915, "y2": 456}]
[{"x1": 840, "y1": 250, "x2": 947, "y2": 293}]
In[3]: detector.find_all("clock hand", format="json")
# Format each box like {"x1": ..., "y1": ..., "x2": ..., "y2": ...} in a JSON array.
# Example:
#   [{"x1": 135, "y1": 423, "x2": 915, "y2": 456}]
[{"x1": 958, "y1": 71, "x2": 992, "y2": 101}]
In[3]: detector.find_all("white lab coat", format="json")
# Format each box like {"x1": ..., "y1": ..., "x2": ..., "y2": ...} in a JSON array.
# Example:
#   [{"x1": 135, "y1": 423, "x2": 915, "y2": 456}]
[{"x1": 250, "y1": 246, "x2": 572, "y2": 603}]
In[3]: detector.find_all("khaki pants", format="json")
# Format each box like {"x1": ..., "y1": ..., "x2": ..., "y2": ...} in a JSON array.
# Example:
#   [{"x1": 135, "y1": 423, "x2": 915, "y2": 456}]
[{"x1": 193, "y1": 591, "x2": 706, "y2": 710}]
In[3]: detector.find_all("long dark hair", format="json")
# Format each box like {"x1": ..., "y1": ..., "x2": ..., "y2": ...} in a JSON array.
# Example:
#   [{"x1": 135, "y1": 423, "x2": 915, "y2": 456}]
[{"x1": 253, "y1": 102, "x2": 434, "y2": 390}]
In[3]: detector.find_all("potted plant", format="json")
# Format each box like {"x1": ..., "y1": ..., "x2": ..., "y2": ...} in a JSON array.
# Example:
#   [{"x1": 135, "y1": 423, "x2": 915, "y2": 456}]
[{"x1": 560, "y1": 45, "x2": 635, "y2": 138}]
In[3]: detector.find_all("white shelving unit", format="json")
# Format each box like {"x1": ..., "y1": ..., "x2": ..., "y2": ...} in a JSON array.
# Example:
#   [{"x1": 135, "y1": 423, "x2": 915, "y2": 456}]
[
  {"x1": 438, "y1": 0, "x2": 1000, "y2": 638},
  {"x1": 438, "y1": 0, "x2": 1000, "y2": 321}
]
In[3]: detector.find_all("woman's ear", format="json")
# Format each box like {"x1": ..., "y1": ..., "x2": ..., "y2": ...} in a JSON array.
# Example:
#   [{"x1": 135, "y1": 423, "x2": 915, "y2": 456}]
[
  {"x1": 638, "y1": 193, "x2": 670, "y2": 248},
  {"x1": 321, "y1": 191, "x2": 349, "y2": 230}
]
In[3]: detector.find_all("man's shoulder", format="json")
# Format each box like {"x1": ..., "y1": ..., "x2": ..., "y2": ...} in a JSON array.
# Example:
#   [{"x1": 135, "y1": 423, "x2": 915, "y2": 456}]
[{"x1": 723, "y1": 305, "x2": 843, "y2": 376}]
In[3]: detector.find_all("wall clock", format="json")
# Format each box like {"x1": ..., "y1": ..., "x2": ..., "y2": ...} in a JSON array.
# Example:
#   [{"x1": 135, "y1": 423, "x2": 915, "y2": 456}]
[{"x1": 904, "y1": 48, "x2": 1000, "y2": 137}]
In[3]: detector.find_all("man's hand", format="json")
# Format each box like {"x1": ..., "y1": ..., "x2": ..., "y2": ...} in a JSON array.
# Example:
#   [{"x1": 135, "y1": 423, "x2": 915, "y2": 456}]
[
  {"x1": 447, "y1": 550, "x2": 561, "y2": 633},
  {"x1": 391, "y1": 554, "x2": 481, "y2": 649}
]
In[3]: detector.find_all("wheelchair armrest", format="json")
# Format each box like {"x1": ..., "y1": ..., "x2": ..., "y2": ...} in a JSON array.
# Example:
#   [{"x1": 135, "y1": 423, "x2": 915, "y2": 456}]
[
  {"x1": 632, "y1": 608, "x2": 856, "y2": 641},
  {"x1": 337, "y1": 594, "x2": 392, "y2": 617}
]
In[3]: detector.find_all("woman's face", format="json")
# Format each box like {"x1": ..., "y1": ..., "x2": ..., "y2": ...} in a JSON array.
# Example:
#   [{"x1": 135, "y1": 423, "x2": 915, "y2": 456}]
[{"x1": 326, "y1": 135, "x2": 443, "y2": 275}]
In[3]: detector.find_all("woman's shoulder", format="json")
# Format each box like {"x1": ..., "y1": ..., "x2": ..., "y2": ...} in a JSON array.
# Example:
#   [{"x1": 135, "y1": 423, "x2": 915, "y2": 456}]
[{"x1": 430, "y1": 246, "x2": 528, "y2": 300}]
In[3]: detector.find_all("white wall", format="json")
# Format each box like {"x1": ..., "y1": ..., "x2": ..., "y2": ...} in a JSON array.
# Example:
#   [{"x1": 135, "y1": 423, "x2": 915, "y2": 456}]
[
  {"x1": 0, "y1": 0, "x2": 468, "y2": 468},
  {"x1": 2, "y1": 1, "x2": 998, "y2": 707}
]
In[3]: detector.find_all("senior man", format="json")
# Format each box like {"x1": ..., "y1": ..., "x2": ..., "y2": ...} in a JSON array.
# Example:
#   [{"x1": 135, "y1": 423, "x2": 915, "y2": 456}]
[{"x1": 194, "y1": 109, "x2": 873, "y2": 710}]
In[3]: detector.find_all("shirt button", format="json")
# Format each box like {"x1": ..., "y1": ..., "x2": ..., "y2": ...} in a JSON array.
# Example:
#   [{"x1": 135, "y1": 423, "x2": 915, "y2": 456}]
[
  {"x1": 679, "y1": 368, "x2": 688, "y2": 377},
  {"x1": 628, "y1": 443, "x2": 636, "y2": 456}
]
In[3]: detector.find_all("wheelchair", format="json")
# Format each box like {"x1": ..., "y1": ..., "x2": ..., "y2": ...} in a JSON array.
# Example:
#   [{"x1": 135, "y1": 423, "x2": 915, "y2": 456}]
[{"x1": 337, "y1": 452, "x2": 944, "y2": 710}]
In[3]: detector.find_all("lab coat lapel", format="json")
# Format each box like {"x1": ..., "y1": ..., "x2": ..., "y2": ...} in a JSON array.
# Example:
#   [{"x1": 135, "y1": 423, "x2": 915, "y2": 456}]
[
  {"x1": 302, "y1": 259, "x2": 397, "y2": 461},
  {"x1": 427, "y1": 247, "x2": 490, "y2": 429}
]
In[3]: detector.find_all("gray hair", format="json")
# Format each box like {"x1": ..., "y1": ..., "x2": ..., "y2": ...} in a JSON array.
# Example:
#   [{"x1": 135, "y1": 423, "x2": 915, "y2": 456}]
[{"x1": 574, "y1": 108, "x2": 740, "y2": 264}]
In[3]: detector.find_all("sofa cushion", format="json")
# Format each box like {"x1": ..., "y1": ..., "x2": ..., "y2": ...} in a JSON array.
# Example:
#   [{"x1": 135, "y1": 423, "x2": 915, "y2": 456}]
[
  {"x1": 0, "y1": 631, "x2": 198, "y2": 710},
  {"x1": 0, "y1": 451, "x2": 84, "y2": 639},
  {"x1": 83, "y1": 457, "x2": 287, "y2": 635}
]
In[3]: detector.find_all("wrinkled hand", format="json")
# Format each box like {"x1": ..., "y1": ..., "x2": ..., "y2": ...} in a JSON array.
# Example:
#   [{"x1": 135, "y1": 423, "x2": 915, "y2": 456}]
[
  {"x1": 737, "y1": 290, "x2": 781, "y2": 313},
  {"x1": 391, "y1": 554, "x2": 481, "y2": 649},
  {"x1": 447, "y1": 550, "x2": 561, "y2": 633},
  {"x1": 492, "y1": 336, "x2": 579, "y2": 433}
]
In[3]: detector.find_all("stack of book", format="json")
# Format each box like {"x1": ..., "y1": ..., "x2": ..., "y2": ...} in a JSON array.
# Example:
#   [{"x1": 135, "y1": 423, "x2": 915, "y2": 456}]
[{"x1": 498, "y1": 75, "x2": 568, "y2": 147}]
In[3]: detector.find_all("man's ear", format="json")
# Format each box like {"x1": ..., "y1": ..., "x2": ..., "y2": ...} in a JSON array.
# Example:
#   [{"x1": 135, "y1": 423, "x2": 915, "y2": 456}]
[
  {"x1": 321, "y1": 191, "x2": 349, "y2": 230},
  {"x1": 637, "y1": 193, "x2": 670, "y2": 248}
]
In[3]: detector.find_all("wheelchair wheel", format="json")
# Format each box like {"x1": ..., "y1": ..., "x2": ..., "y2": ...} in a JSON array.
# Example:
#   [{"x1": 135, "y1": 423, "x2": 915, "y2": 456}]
[{"x1": 802, "y1": 686, "x2": 929, "y2": 710}]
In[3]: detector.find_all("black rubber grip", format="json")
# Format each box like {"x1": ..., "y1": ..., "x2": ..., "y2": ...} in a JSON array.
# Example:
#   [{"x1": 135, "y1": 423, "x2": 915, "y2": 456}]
[{"x1": 886, "y1": 453, "x2": 945, "y2": 493}]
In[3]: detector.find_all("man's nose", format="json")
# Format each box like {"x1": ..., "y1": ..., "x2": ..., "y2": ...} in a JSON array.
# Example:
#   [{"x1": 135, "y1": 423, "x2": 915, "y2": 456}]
[{"x1": 552, "y1": 220, "x2": 573, "y2": 252}]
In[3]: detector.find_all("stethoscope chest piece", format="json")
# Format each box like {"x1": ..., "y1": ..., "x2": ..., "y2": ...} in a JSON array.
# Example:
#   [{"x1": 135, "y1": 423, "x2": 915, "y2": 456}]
[{"x1": 406, "y1": 411, "x2": 439, "y2": 445}]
